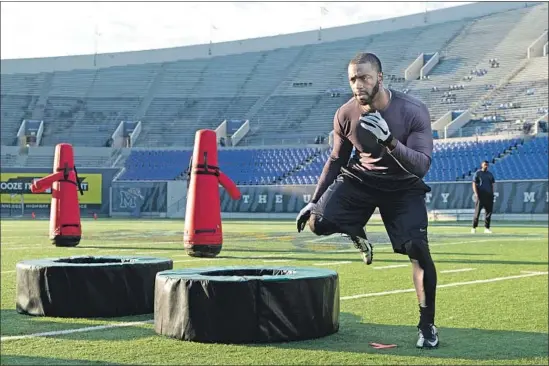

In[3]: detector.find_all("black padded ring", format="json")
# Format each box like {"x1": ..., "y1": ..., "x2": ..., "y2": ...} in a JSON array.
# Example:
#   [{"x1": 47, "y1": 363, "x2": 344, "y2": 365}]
[
  {"x1": 16, "y1": 255, "x2": 173, "y2": 318},
  {"x1": 154, "y1": 266, "x2": 340, "y2": 343}
]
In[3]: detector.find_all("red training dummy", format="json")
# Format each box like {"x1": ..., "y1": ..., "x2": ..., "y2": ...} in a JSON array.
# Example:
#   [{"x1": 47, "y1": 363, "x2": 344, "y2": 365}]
[
  {"x1": 31, "y1": 143, "x2": 84, "y2": 247},
  {"x1": 184, "y1": 129, "x2": 241, "y2": 257}
]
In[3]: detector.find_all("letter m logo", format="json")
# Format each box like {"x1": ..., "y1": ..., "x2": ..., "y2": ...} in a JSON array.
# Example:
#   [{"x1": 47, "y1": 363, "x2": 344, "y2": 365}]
[
  {"x1": 120, "y1": 191, "x2": 137, "y2": 208},
  {"x1": 523, "y1": 192, "x2": 535, "y2": 203}
]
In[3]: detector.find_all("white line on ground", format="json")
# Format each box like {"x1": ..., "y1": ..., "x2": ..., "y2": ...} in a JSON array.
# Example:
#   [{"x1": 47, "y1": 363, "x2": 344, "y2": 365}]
[
  {"x1": 307, "y1": 239, "x2": 492, "y2": 251},
  {"x1": 341, "y1": 271, "x2": 548, "y2": 300},
  {"x1": 245, "y1": 254, "x2": 301, "y2": 259},
  {"x1": 313, "y1": 261, "x2": 353, "y2": 266},
  {"x1": 0, "y1": 320, "x2": 154, "y2": 342},
  {"x1": 440, "y1": 268, "x2": 476, "y2": 273},
  {"x1": 172, "y1": 258, "x2": 223, "y2": 263},
  {"x1": 134, "y1": 251, "x2": 166, "y2": 255},
  {"x1": 92, "y1": 249, "x2": 135, "y2": 252},
  {"x1": 373, "y1": 264, "x2": 409, "y2": 270},
  {"x1": 2, "y1": 271, "x2": 547, "y2": 342},
  {"x1": 170, "y1": 253, "x2": 300, "y2": 260},
  {"x1": 520, "y1": 270, "x2": 549, "y2": 275},
  {"x1": 263, "y1": 259, "x2": 293, "y2": 263},
  {"x1": 2, "y1": 246, "x2": 50, "y2": 251},
  {"x1": 307, "y1": 237, "x2": 542, "y2": 252},
  {"x1": 1, "y1": 270, "x2": 15, "y2": 274},
  {"x1": 309, "y1": 234, "x2": 344, "y2": 243}
]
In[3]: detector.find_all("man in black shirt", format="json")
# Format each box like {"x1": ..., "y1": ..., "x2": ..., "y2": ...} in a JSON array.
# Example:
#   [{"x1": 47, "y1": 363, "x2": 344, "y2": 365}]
[
  {"x1": 471, "y1": 160, "x2": 496, "y2": 233},
  {"x1": 295, "y1": 53, "x2": 438, "y2": 348}
]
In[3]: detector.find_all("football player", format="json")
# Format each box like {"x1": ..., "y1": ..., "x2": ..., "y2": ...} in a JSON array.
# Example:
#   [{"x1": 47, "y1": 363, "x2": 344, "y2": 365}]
[{"x1": 296, "y1": 52, "x2": 439, "y2": 349}]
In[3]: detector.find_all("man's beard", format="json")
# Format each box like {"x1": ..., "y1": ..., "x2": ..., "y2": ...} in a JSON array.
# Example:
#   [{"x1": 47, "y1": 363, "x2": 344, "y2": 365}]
[{"x1": 356, "y1": 81, "x2": 380, "y2": 107}]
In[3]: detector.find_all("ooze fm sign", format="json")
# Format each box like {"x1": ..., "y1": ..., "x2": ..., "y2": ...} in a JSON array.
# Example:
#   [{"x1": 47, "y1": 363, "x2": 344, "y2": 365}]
[{"x1": 0, "y1": 173, "x2": 102, "y2": 204}]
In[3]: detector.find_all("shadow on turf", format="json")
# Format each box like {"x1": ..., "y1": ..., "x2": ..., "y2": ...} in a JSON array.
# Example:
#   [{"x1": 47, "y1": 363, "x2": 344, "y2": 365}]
[
  {"x1": 0, "y1": 355, "x2": 114, "y2": 365},
  {"x1": 259, "y1": 312, "x2": 548, "y2": 361}
]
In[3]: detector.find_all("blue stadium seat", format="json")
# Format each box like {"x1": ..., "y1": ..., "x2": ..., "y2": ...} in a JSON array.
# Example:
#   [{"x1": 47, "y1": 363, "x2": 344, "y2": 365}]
[{"x1": 115, "y1": 136, "x2": 545, "y2": 185}]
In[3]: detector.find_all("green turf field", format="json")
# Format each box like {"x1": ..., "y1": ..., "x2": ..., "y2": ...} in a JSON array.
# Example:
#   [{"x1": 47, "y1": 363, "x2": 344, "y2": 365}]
[{"x1": 1, "y1": 219, "x2": 548, "y2": 365}]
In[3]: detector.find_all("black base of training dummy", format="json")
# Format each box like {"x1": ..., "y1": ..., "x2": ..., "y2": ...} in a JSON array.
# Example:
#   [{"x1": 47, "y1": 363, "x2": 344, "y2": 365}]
[
  {"x1": 185, "y1": 244, "x2": 222, "y2": 258},
  {"x1": 52, "y1": 235, "x2": 81, "y2": 247}
]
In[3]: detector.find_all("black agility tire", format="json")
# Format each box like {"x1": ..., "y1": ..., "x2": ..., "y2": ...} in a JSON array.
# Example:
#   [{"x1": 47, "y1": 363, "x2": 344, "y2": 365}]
[
  {"x1": 16, "y1": 255, "x2": 173, "y2": 318},
  {"x1": 154, "y1": 266, "x2": 340, "y2": 343}
]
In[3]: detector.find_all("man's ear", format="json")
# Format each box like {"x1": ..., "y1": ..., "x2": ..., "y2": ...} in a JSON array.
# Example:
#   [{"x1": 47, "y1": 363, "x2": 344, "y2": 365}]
[{"x1": 378, "y1": 72, "x2": 383, "y2": 82}]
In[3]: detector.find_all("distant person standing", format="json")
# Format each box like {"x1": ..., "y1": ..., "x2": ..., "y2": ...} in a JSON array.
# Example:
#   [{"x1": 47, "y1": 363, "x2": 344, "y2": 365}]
[{"x1": 471, "y1": 161, "x2": 496, "y2": 233}]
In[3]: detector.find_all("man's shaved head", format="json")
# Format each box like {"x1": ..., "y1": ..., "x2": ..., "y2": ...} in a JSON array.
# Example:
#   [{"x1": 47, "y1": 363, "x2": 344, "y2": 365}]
[{"x1": 349, "y1": 52, "x2": 383, "y2": 74}]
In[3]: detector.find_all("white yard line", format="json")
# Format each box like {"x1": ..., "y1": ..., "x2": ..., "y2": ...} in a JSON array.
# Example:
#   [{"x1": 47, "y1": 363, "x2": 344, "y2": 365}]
[
  {"x1": 171, "y1": 254, "x2": 197, "y2": 258},
  {"x1": 0, "y1": 240, "x2": 181, "y2": 246},
  {"x1": 2, "y1": 271, "x2": 547, "y2": 342},
  {"x1": 1, "y1": 270, "x2": 16, "y2": 274},
  {"x1": 373, "y1": 264, "x2": 409, "y2": 270},
  {"x1": 341, "y1": 271, "x2": 548, "y2": 300},
  {"x1": 308, "y1": 234, "x2": 343, "y2": 243},
  {"x1": 307, "y1": 239, "x2": 494, "y2": 251},
  {"x1": 313, "y1": 261, "x2": 353, "y2": 266},
  {"x1": 0, "y1": 320, "x2": 154, "y2": 342},
  {"x1": 520, "y1": 270, "x2": 549, "y2": 275},
  {"x1": 172, "y1": 258, "x2": 223, "y2": 263},
  {"x1": 307, "y1": 237, "x2": 542, "y2": 253},
  {"x1": 263, "y1": 259, "x2": 293, "y2": 263},
  {"x1": 440, "y1": 268, "x2": 476, "y2": 273},
  {"x1": 2, "y1": 246, "x2": 51, "y2": 251}
]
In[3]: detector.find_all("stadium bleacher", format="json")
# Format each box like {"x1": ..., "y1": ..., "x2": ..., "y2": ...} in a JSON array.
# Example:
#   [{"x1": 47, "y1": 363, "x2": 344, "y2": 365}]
[
  {"x1": 115, "y1": 136, "x2": 547, "y2": 184},
  {"x1": 1, "y1": 2, "x2": 547, "y2": 186},
  {"x1": 118, "y1": 147, "x2": 323, "y2": 184},
  {"x1": 118, "y1": 149, "x2": 193, "y2": 180},
  {"x1": 407, "y1": 4, "x2": 549, "y2": 126},
  {"x1": 1, "y1": 3, "x2": 547, "y2": 147},
  {"x1": 489, "y1": 136, "x2": 549, "y2": 180},
  {"x1": 425, "y1": 137, "x2": 523, "y2": 182}
]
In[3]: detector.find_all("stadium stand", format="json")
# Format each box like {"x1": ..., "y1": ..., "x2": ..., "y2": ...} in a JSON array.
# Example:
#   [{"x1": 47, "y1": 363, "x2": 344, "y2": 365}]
[
  {"x1": 407, "y1": 4, "x2": 549, "y2": 127},
  {"x1": 465, "y1": 57, "x2": 549, "y2": 136},
  {"x1": 488, "y1": 135, "x2": 549, "y2": 180},
  {"x1": 242, "y1": 19, "x2": 470, "y2": 145},
  {"x1": 117, "y1": 147, "x2": 324, "y2": 184},
  {"x1": 0, "y1": 95, "x2": 34, "y2": 145},
  {"x1": 118, "y1": 149, "x2": 193, "y2": 180},
  {"x1": 425, "y1": 137, "x2": 523, "y2": 182},
  {"x1": 1, "y1": 3, "x2": 547, "y2": 148},
  {"x1": 114, "y1": 135, "x2": 548, "y2": 184},
  {"x1": 0, "y1": 145, "x2": 121, "y2": 168},
  {"x1": 1, "y1": 2, "x2": 547, "y2": 189}
]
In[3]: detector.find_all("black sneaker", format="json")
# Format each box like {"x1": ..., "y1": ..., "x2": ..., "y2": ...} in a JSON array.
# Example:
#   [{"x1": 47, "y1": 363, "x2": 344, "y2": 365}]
[
  {"x1": 350, "y1": 236, "x2": 373, "y2": 265},
  {"x1": 416, "y1": 324, "x2": 439, "y2": 349}
]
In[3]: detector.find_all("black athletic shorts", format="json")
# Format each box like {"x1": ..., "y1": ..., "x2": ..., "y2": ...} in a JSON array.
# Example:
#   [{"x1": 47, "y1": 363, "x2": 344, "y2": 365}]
[{"x1": 312, "y1": 174, "x2": 429, "y2": 255}]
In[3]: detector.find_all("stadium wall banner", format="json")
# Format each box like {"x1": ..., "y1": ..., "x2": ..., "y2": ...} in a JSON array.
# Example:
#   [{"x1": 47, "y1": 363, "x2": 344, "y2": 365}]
[
  {"x1": 110, "y1": 181, "x2": 168, "y2": 216},
  {"x1": 0, "y1": 167, "x2": 119, "y2": 216},
  {"x1": 219, "y1": 180, "x2": 549, "y2": 214},
  {"x1": 0, "y1": 172, "x2": 102, "y2": 205}
]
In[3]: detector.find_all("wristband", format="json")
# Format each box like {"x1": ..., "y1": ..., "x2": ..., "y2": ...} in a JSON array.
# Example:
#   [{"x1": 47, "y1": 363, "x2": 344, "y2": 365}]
[{"x1": 382, "y1": 135, "x2": 397, "y2": 150}]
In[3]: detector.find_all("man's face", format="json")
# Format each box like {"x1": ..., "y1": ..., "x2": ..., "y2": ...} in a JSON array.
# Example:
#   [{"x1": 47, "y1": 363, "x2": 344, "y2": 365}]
[
  {"x1": 482, "y1": 162, "x2": 489, "y2": 171},
  {"x1": 348, "y1": 62, "x2": 381, "y2": 107}
]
